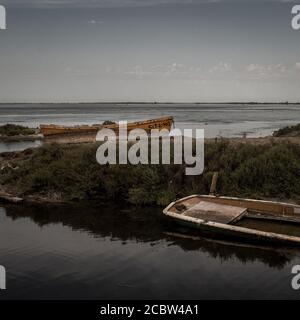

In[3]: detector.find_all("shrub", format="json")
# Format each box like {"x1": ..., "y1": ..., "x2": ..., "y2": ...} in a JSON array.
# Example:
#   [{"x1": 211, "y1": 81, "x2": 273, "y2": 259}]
[
  {"x1": 273, "y1": 123, "x2": 300, "y2": 137},
  {"x1": 1, "y1": 141, "x2": 300, "y2": 205},
  {"x1": 0, "y1": 124, "x2": 36, "y2": 136}
]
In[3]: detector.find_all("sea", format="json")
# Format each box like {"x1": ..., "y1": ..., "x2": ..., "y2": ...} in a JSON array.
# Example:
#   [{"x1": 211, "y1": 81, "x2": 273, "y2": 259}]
[{"x1": 0, "y1": 103, "x2": 299, "y2": 137}]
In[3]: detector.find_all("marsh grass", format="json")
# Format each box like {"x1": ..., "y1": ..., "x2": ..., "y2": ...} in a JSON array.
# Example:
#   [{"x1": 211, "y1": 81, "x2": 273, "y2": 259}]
[
  {"x1": 0, "y1": 124, "x2": 36, "y2": 136},
  {"x1": 1, "y1": 140, "x2": 300, "y2": 205},
  {"x1": 273, "y1": 123, "x2": 300, "y2": 137}
]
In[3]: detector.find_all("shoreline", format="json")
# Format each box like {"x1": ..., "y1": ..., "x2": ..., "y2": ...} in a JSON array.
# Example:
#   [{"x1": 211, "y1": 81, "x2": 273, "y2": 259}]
[
  {"x1": 1, "y1": 102, "x2": 300, "y2": 105},
  {"x1": 2, "y1": 134, "x2": 300, "y2": 145},
  {"x1": 0, "y1": 134, "x2": 43, "y2": 142},
  {"x1": 1, "y1": 189, "x2": 299, "y2": 208},
  {"x1": 0, "y1": 190, "x2": 73, "y2": 206}
]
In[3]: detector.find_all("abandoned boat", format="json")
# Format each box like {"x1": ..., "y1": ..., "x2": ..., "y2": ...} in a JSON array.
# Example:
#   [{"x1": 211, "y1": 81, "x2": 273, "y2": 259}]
[
  {"x1": 40, "y1": 116, "x2": 174, "y2": 137},
  {"x1": 40, "y1": 124, "x2": 101, "y2": 137},
  {"x1": 163, "y1": 195, "x2": 300, "y2": 246}
]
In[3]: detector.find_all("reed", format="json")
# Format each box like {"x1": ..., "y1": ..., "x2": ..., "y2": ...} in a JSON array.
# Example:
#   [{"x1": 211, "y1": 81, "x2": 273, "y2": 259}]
[
  {"x1": 0, "y1": 124, "x2": 36, "y2": 137},
  {"x1": 1, "y1": 140, "x2": 300, "y2": 205},
  {"x1": 273, "y1": 123, "x2": 300, "y2": 137}
]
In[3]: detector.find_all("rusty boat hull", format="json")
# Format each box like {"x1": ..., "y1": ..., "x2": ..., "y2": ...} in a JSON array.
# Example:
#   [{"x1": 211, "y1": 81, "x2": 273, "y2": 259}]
[{"x1": 40, "y1": 116, "x2": 174, "y2": 139}]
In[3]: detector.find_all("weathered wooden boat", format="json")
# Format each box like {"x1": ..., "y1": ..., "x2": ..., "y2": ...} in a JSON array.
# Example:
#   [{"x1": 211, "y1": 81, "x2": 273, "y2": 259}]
[
  {"x1": 104, "y1": 116, "x2": 174, "y2": 134},
  {"x1": 40, "y1": 124, "x2": 101, "y2": 137},
  {"x1": 40, "y1": 116, "x2": 174, "y2": 137},
  {"x1": 163, "y1": 195, "x2": 300, "y2": 246}
]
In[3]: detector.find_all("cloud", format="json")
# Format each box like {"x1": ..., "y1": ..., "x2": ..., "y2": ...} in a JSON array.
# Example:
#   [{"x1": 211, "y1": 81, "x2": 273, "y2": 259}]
[
  {"x1": 210, "y1": 62, "x2": 233, "y2": 73},
  {"x1": 111, "y1": 61, "x2": 300, "y2": 82},
  {"x1": 245, "y1": 64, "x2": 265, "y2": 73},
  {"x1": 170, "y1": 62, "x2": 184, "y2": 73},
  {"x1": 124, "y1": 65, "x2": 153, "y2": 79},
  {"x1": 124, "y1": 62, "x2": 190, "y2": 79},
  {"x1": 88, "y1": 19, "x2": 104, "y2": 24},
  {"x1": 244, "y1": 63, "x2": 288, "y2": 79}
]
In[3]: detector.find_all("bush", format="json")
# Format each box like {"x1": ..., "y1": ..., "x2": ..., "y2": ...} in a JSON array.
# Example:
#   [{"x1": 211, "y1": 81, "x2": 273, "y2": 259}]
[
  {"x1": 273, "y1": 123, "x2": 300, "y2": 137},
  {"x1": 0, "y1": 124, "x2": 36, "y2": 136},
  {"x1": 1, "y1": 141, "x2": 300, "y2": 205}
]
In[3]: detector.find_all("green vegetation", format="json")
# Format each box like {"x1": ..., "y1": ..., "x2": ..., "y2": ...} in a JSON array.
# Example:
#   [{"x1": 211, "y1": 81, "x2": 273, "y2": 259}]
[
  {"x1": 0, "y1": 124, "x2": 36, "y2": 136},
  {"x1": 1, "y1": 141, "x2": 300, "y2": 205},
  {"x1": 273, "y1": 123, "x2": 300, "y2": 137}
]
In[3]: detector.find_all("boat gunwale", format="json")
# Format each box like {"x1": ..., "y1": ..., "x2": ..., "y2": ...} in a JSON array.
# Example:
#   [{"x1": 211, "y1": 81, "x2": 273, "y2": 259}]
[
  {"x1": 40, "y1": 116, "x2": 174, "y2": 129},
  {"x1": 40, "y1": 116, "x2": 174, "y2": 136},
  {"x1": 164, "y1": 210, "x2": 300, "y2": 244},
  {"x1": 164, "y1": 194, "x2": 300, "y2": 212},
  {"x1": 163, "y1": 195, "x2": 300, "y2": 245},
  {"x1": 103, "y1": 116, "x2": 174, "y2": 129}
]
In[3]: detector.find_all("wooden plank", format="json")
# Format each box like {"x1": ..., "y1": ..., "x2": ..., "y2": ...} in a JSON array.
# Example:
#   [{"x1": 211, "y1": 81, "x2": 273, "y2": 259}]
[
  {"x1": 183, "y1": 201, "x2": 247, "y2": 224},
  {"x1": 0, "y1": 192, "x2": 23, "y2": 203},
  {"x1": 197, "y1": 195, "x2": 298, "y2": 216},
  {"x1": 209, "y1": 172, "x2": 219, "y2": 196},
  {"x1": 245, "y1": 212, "x2": 300, "y2": 224}
]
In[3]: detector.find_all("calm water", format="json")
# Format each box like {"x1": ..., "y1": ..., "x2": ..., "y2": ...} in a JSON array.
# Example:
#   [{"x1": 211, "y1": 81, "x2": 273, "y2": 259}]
[
  {"x1": 1, "y1": 203, "x2": 300, "y2": 300},
  {"x1": 0, "y1": 140, "x2": 42, "y2": 154},
  {"x1": 1, "y1": 103, "x2": 299, "y2": 153},
  {"x1": 0, "y1": 103, "x2": 300, "y2": 139}
]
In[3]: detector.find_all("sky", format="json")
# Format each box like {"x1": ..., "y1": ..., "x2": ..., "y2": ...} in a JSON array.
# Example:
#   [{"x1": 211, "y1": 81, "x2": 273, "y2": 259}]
[{"x1": 0, "y1": 0, "x2": 299, "y2": 102}]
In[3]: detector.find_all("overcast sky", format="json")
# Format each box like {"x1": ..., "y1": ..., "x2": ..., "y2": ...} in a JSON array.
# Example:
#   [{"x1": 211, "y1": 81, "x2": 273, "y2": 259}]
[{"x1": 0, "y1": 0, "x2": 299, "y2": 102}]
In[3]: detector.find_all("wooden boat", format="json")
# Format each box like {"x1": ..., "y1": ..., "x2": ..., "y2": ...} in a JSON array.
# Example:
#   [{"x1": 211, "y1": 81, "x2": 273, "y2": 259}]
[
  {"x1": 40, "y1": 124, "x2": 101, "y2": 137},
  {"x1": 104, "y1": 116, "x2": 174, "y2": 134},
  {"x1": 40, "y1": 116, "x2": 174, "y2": 137},
  {"x1": 163, "y1": 195, "x2": 300, "y2": 246}
]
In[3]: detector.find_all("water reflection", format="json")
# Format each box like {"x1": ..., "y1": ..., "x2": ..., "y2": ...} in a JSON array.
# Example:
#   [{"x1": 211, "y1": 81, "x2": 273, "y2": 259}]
[
  {"x1": 0, "y1": 140, "x2": 42, "y2": 153},
  {"x1": 1, "y1": 203, "x2": 300, "y2": 299},
  {"x1": 3, "y1": 203, "x2": 297, "y2": 270}
]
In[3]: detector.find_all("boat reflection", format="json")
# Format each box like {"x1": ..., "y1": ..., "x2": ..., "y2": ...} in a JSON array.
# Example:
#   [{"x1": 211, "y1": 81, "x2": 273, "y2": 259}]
[{"x1": 3, "y1": 202, "x2": 298, "y2": 270}]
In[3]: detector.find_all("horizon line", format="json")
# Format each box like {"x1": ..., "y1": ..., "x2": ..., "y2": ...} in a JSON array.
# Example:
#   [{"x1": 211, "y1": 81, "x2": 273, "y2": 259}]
[{"x1": 0, "y1": 101, "x2": 300, "y2": 105}]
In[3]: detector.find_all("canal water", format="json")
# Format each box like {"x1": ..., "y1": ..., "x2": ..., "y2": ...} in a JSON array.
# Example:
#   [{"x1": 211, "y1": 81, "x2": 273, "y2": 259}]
[{"x1": 0, "y1": 203, "x2": 300, "y2": 300}]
